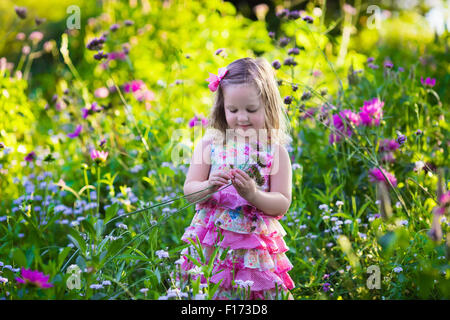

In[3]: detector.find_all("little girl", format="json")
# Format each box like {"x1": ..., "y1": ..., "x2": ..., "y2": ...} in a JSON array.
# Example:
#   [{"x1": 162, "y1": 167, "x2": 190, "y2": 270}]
[{"x1": 179, "y1": 57, "x2": 294, "y2": 300}]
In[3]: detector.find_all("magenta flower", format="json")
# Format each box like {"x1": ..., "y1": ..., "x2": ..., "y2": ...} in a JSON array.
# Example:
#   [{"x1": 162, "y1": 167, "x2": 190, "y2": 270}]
[
  {"x1": 359, "y1": 98, "x2": 384, "y2": 126},
  {"x1": 188, "y1": 115, "x2": 198, "y2": 128},
  {"x1": 420, "y1": 77, "x2": 436, "y2": 87},
  {"x1": 379, "y1": 139, "x2": 399, "y2": 152},
  {"x1": 15, "y1": 268, "x2": 53, "y2": 289},
  {"x1": 25, "y1": 151, "x2": 36, "y2": 162},
  {"x1": 67, "y1": 124, "x2": 82, "y2": 138},
  {"x1": 108, "y1": 51, "x2": 127, "y2": 60},
  {"x1": 81, "y1": 108, "x2": 89, "y2": 119},
  {"x1": 124, "y1": 80, "x2": 145, "y2": 93},
  {"x1": 82, "y1": 102, "x2": 101, "y2": 119},
  {"x1": 368, "y1": 168, "x2": 397, "y2": 187},
  {"x1": 439, "y1": 191, "x2": 450, "y2": 206},
  {"x1": 329, "y1": 109, "x2": 361, "y2": 144},
  {"x1": 188, "y1": 115, "x2": 208, "y2": 128},
  {"x1": 91, "y1": 149, "x2": 108, "y2": 165},
  {"x1": 436, "y1": 191, "x2": 450, "y2": 215},
  {"x1": 123, "y1": 80, "x2": 155, "y2": 102}
]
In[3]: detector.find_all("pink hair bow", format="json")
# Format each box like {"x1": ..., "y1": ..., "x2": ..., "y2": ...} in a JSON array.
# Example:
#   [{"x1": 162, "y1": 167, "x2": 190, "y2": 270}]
[{"x1": 206, "y1": 67, "x2": 228, "y2": 92}]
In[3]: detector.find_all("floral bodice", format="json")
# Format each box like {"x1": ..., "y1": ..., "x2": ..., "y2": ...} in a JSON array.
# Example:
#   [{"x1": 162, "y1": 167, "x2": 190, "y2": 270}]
[{"x1": 206, "y1": 138, "x2": 275, "y2": 210}]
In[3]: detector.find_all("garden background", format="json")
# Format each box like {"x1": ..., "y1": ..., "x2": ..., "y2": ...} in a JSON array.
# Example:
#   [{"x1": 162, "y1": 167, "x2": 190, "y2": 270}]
[{"x1": 0, "y1": 0, "x2": 449, "y2": 299}]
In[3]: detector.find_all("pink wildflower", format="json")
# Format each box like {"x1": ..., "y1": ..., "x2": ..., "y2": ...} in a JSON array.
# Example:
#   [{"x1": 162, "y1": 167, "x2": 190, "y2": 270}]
[
  {"x1": 368, "y1": 168, "x2": 397, "y2": 187},
  {"x1": 124, "y1": 80, "x2": 145, "y2": 93},
  {"x1": 329, "y1": 109, "x2": 361, "y2": 144},
  {"x1": 379, "y1": 139, "x2": 399, "y2": 152},
  {"x1": 15, "y1": 268, "x2": 53, "y2": 288},
  {"x1": 94, "y1": 87, "x2": 109, "y2": 98},
  {"x1": 359, "y1": 98, "x2": 384, "y2": 127},
  {"x1": 188, "y1": 115, "x2": 198, "y2": 128},
  {"x1": 29, "y1": 31, "x2": 44, "y2": 44},
  {"x1": 436, "y1": 191, "x2": 450, "y2": 215},
  {"x1": 91, "y1": 149, "x2": 108, "y2": 165}
]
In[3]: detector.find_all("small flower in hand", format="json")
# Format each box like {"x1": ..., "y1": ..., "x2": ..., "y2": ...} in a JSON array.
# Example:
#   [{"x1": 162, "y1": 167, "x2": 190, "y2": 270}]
[{"x1": 231, "y1": 169, "x2": 257, "y2": 202}]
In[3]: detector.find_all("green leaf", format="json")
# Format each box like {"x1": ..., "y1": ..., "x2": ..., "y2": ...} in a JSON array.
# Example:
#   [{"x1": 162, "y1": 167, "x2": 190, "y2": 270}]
[
  {"x1": 57, "y1": 247, "x2": 72, "y2": 271},
  {"x1": 12, "y1": 248, "x2": 27, "y2": 267},
  {"x1": 184, "y1": 254, "x2": 202, "y2": 268},
  {"x1": 115, "y1": 261, "x2": 126, "y2": 282},
  {"x1": 68, "y1": 229, "x2": 87, "y2": 254},
  {"x1": 154, "y1": 267, "x2": 161, "y2": 284},
  {"x1": 104, "y1": 203, "x2": 119, "y2": 224},
  {"x1": 81, "y1": 218, "x2": 96, "y2": 240}
]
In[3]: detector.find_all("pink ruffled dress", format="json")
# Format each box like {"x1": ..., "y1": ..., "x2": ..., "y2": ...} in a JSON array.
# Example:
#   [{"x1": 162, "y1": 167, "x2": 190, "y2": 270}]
[{"x1": 179, "y1": 139, "x2": 295, "y2": 300}]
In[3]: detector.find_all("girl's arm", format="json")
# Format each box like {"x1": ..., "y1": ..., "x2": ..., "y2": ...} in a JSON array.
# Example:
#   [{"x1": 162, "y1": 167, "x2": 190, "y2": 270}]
[
  {"x1": 184, "y1": 138, "x2": 213, "y2": 203},
  {"x1": 232, "y1": 144, "x2": 292, "y2": 217}
]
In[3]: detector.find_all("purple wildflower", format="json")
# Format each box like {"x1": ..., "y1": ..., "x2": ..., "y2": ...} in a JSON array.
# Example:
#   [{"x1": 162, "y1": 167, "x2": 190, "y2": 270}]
[
  {"x1": 379, "y1": 139, "x2": 399, "y2": 152},
  {"x1": 420, "y1": 77, "x2": 436, "y2": 87},
  {"x1": 288, "y1": 47, "x2": 300, "y2": 55},
  {"x1": 283, "y1": 57, "x2": 297, "y2": 66},
  {"x1": 384, "y1": 61, "x2": 393, "y2": 68},
  {"x1": 322, "y1": 282, "x2": 331, "y2": 292},
  {"x1": 35, "y1": 17, "x2": 46, "y2": 25},
  {"x1": 67, "y1": 124, "x2": 82, "y2": 138},
  {"x1": 272, "y1": 60, "x2": 281, "y2": 70},
  {"x1": 94, "y1": 51, "x2": 108, "y2": 61},
  {"x1": 15, "y1": 268, "x2": 53, "y2": 288},
  {"x1": 276, "y1": 9, "x2": 289, "y2": 19},
  {"x1": 110, "y1": 24, "x2": 120, "y2": 32},
  {"x1": 302, "y1": 15, "x2": 314, "y2": 23},
  {"x1": 279, "y1": 37, "x2": 290, "y2": 47},
  {"x1": 396, "y1": 133, "x2": 406, "y2": 146},
  {"x1": 25, "y1": 151, "x2": 36, "y2": 162},
  {"x1": 288, "y1": 10, "x2": 301, "y2": 20},
  {"x1": 14, "y1": 6, "x2": 27, "y2": 19}
]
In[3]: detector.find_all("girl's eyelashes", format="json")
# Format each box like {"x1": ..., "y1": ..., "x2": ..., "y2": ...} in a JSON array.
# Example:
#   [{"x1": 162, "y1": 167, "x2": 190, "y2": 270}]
[{"x1": 227, "y1": 108, "x2": 258, "y2": 113}]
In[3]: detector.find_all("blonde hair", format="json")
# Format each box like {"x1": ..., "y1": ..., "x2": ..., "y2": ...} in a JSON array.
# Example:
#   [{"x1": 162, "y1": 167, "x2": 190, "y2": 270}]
[{"x1": 206, "y1": 57, "x2": 291, "y2": 146}]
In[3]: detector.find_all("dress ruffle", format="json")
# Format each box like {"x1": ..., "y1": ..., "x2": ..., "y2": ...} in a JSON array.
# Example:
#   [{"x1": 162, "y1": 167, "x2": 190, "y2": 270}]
[{"x1": 180, "y1": 198, "x2": 295, "y2": 297}]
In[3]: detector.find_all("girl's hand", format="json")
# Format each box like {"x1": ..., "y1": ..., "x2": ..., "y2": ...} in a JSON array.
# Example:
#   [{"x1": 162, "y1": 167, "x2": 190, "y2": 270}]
[
  {"x1": 231, "y1": 169, "x2": 257, "y2": 202},
  {"x1": 208, "y1": 170, "x2": 232, "y2": 191}
]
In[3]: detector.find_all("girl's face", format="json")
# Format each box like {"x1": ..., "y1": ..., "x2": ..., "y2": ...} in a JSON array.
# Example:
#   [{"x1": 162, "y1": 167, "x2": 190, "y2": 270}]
[{"x1": 223, "y1": 84, "x2": 265, "y2": 133}]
